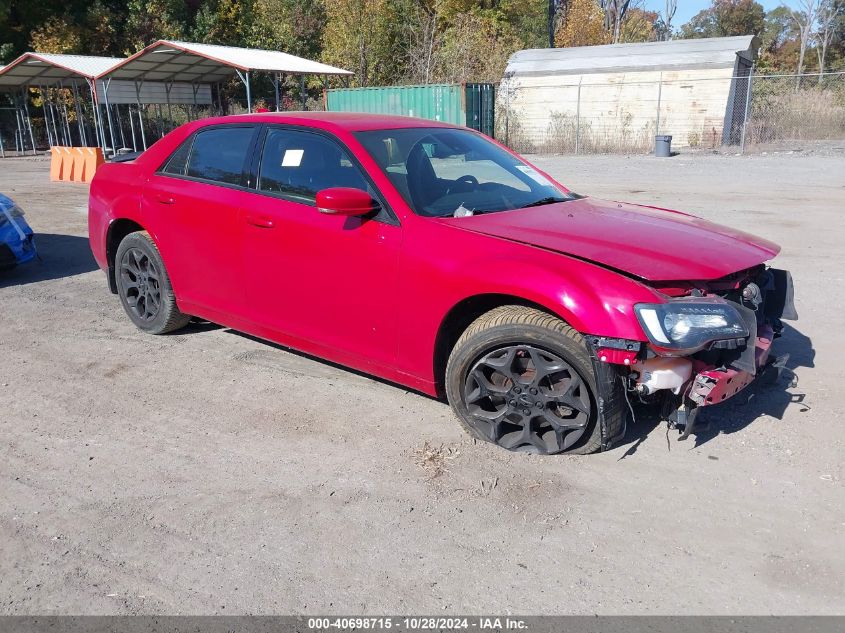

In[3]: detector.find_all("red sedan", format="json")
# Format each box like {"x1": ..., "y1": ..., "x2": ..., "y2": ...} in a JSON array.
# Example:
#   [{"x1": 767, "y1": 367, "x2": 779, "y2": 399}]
[{"x1": 88, "y1": 113, "x2": 796, "y2": 454}]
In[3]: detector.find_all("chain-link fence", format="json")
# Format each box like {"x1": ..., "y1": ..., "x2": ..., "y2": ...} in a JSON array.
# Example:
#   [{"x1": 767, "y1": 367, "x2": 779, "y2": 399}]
[
  {"x1": 4, "y1": 71, "x2": 843, "y2": 158},
  {"x1": 744, "y1": 72, "x2": 845, "y2": 150},
  {"x1": 498, "y1": 70, "x2": 845, "y2": 155}
]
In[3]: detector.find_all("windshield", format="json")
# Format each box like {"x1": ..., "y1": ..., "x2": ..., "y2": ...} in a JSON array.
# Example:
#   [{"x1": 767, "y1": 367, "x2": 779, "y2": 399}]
[{"x1": 354, "y1": 128, "x2": 579, "y2": 217}]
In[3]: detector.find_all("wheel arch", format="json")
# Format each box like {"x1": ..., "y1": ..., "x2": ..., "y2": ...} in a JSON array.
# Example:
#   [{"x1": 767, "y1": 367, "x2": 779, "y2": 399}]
[
  {"x1": 432, "y1": 293, "x2": 576, "y2": 398},
  {"x1": 106, "y1": 218, "x2": 146, "y2": 293}
]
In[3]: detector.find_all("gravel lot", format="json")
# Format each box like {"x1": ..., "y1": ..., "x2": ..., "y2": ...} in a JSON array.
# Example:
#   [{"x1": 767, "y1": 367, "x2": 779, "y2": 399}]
[{"x1": 1, "y1": 151, "x2": 843, "y2": 615}]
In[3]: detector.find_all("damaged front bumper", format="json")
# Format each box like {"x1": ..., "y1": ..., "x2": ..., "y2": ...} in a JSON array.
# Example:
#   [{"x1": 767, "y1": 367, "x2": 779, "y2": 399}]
[
  {"x1": 688, "y1": 323, "x2": 774, "y2": 407},
  {"x1": 592, "y1": 267, "x2": 797, "y2": 446}
]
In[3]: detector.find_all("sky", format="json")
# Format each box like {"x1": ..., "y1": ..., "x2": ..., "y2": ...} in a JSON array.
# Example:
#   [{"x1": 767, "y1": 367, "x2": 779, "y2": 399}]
[{"x1": 641, "y1": 0, "x2": 800, "y2": 25}]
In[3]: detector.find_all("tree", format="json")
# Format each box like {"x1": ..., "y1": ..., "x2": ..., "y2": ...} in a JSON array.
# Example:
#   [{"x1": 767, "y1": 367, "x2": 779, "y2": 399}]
[
  {"x1": 399, "y1": 0, "x2": 531, "y2": 83},
  {"x1": 600, "y1": 0, "x2": 632, "y2": 43},
  {"x1": 756, "y1": 5, "x2": 798, "y2": 71},
  {"x1": 509, "y1": 0, "x2": 552, "y2": 48},
  {"x1": 815, "y1": 0, "x2": 843, "y2": 73},
  {"x1": 655, "y1": 0, "x2": 677, "y2": 40},
  {"x1": 403, "y1": 0, "x2": 443, "y2": 84},
  {"x1": 192, "y1": 0, "x2": 254, "y2": 46},
  {"x1": 249, "y1": 0, "x2": 326, "y2": 60},
  {"x1": 0, "y1": 0, "x2": 11, "y2": 62},
  {"x1": 830, "y1": 0, "x2": 845, "y2": 69},
  {"x1": 3, "y1": 0, "x2": 80, "y2": 60},
  {"x1": 435, "y1": 12, "x2": 522, "y2": 82},
  {"x1": 84, "y1": 1, "x2": 123, "y2": 57},
  {"x1": 555, "y1": 0, "x2": 608, "y2": 47},
  {"x1": 762, "y1": 5, "x2": 794, "y2": 51},
  {"x1": 789, "y1": 0, "x2": 819, "y2": 85},
  {"x1": 29, "y1": 15, "x2": 83, "y2": 53},
  {"x1": 124, "y1": 0, "x2": 189, "y2": 53},
  {"x1": 322, "y1": 0, "x2": 406, "y2": 86},
  {"x1": 680, "y1": 0, "x2": 766, "y2": 38},
  {"x1": 550, "y1": 0, "x2": 571, "y2": 41},
  {"x1": 619, "y1": 8, "x2": 658, "y2": 42}
]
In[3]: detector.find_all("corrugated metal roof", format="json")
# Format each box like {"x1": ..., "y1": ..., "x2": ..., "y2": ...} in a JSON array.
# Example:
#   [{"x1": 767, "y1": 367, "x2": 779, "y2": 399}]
[
  {"x1": 0, "y1": 52, "x2": 123, "y2": 87},
  {"x1": 505, "y1": 35, "x2": 757, "y2": 77},
  {"x1": 100, "y1": 40, "x2": 352, "y2": 82},
  {"x1": 30, "y1": 53, "x2": 123, "y2": 77}
]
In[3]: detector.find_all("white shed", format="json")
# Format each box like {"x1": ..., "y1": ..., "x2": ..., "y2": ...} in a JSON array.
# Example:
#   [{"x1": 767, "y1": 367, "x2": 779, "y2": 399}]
[{"x1": 500, "y1": 36, "x2": 758, "y2": 152}]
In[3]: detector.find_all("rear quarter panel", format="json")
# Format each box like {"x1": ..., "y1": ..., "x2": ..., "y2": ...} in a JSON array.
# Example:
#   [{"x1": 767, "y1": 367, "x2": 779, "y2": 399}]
[
  {"x1": 88, "y1": 162, "x2": 147, "y2": 271},
  {"x1": 88, "y1": 121, "x2": 200, "y2": 272}
]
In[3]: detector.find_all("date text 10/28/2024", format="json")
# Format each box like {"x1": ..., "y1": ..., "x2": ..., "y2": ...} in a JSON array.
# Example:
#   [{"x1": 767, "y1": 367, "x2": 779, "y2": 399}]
[{"x1": 307, "y1": 617, "x2": 528, "y2": 630}]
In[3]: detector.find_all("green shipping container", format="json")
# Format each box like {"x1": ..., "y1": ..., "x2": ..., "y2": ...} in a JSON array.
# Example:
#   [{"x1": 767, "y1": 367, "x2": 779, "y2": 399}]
[{"x1": 324, "y1": 83, "x2": 496, "y2": 138}]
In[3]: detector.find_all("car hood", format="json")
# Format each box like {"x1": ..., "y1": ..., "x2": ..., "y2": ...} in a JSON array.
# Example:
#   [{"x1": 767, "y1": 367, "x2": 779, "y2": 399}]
[{"x1": 438, "y1": 197, "x2": 780, "y2": 281}]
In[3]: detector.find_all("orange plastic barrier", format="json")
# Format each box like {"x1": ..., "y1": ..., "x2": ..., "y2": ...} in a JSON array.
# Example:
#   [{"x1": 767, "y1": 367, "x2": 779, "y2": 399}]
[
  {"x1": 49, "y1": 146, "x2": 105, "y2": 184},
  {"x1": 71, "y1": 148, "x2": 86, "y2": 183},
  {"x1": 49, "y1": 147, "x2": 65, "y2": 181},
  {"x1": 82, "y1": 147, "x2": 105, "y2": 183}
]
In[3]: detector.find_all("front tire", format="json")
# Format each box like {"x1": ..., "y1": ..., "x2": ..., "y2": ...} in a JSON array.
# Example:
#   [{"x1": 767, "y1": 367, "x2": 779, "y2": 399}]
[
  {"x1": 115, "y1": 231, "x2": 190, "y2": 335},
  {"x1": 445, "y1": 306, "x2": 603, "y2": 455}
]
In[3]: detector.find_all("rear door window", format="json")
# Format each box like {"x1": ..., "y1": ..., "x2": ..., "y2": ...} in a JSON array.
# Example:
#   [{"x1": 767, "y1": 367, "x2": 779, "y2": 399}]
[
  {"x1": 185, "y1": 126, "x2": 255, "y2": 186},
  {"x1": 161, "y1": 136, "x2": 193, "y2": 176}
]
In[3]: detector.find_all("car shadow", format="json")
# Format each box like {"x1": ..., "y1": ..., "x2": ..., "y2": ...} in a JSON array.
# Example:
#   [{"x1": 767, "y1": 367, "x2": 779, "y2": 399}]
[
  {"x1": 225, "y1": 330, "x2": 440, "y2": 400},
  {"x1": 0, "y1": 233, "x2": 98, "y2": 288},
  {"x1": 166, "y1": 318, "x2": 225, "y2": 335},
  {"x1": 616, "y1": 322, "x2": 814, "y2": 457}
]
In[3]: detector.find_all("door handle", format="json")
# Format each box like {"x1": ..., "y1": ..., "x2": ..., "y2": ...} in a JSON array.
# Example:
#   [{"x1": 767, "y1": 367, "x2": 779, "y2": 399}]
[
  {"x1": 157, "y1": 194, "x2": 175, "y2": 205},
  {"x1": 246, "y1": 213, "x2": 275, "y2": 229}
]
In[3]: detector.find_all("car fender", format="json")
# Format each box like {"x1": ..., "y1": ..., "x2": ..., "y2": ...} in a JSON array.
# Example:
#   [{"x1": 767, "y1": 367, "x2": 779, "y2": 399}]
[
  {"x1": 398, "y1": 223, "x2": 664, "y2": 383},
  {"x1": 441, "y1": 250, "x2": 662, "y2": 339}
]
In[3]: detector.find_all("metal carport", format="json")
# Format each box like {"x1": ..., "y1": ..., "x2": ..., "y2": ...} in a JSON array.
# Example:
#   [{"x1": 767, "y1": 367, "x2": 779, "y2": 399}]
[
  {"x1": 1, "y1": 42, "x2": 354, "y2": 157},
  {"x1": 98, "y1": 40, "x2": 353, "y2": 117},
  {"x1": 0, "y1": 52, "x2": 122, "y2": 154}
]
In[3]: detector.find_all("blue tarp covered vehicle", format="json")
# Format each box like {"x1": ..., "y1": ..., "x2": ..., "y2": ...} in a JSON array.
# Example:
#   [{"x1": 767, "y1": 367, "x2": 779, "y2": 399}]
[{"x1": 0, "y1": 193, "x2": 36, "y2": 270}]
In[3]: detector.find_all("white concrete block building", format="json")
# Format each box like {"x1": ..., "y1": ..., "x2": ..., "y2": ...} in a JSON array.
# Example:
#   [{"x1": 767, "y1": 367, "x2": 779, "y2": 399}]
[{"x1": 500, "y1": 36, "x2": 758, "y2": 152}]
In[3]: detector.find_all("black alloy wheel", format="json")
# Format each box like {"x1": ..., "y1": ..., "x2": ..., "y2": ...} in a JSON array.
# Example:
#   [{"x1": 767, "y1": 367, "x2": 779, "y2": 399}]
[
  {"x1": 463, "y1": 344, "x2": 592, "y2": 453},
  {"x1": 114, "y1": 231, "x2": 190, "y2": 334},
  {"x1": 445, "y1": 305, "x2": 613, "y2": 455},
  {"x1": 119, "y1": 247, "x2": 162, "y2": 323}
]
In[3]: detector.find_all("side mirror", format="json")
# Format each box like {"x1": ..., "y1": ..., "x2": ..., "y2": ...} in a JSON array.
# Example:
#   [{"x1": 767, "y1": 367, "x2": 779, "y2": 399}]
[{"x1": 316, "y1": 187, "x2": 378, "y2": 217}]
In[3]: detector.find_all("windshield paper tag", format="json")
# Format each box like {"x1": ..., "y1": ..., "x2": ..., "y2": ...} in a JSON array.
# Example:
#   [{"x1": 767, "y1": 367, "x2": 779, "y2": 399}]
[
  {"x1": 282, "y1": 149, "x2": 304, "y2": 167},
  {"x1": 516, "y1": 165, "x2": 553, "y2": 187}
]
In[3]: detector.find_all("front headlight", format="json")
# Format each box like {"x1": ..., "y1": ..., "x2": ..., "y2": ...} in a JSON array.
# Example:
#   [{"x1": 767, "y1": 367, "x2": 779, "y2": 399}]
[{"x1": 634, "y1": 298, "x2": 749, "y2": 353}]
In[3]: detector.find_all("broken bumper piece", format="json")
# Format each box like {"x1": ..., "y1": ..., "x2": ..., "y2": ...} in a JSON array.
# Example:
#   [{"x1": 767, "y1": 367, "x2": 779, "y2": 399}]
[{"x1": 689, "y1": 324, "x2": 775, "y2": 407}]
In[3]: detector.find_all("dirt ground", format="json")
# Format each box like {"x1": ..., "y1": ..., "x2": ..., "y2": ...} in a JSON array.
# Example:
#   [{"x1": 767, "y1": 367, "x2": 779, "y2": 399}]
[{"x1": 0, "y1": 150, "x2": 843, "y2": 615}]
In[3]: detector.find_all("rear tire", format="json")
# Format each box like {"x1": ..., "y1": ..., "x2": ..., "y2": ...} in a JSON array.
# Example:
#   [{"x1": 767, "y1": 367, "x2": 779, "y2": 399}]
[
  {"x1": 115, "y1": 231, "x2": 190, "y2": 335},
  {"x1": 445, "y1": 306, "x2": 603, "y2": 455}
]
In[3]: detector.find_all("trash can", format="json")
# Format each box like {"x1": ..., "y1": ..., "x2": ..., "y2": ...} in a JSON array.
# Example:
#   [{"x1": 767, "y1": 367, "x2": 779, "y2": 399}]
[{"x1": 655, "y1": 135, "x2": 672, "y2": 157}]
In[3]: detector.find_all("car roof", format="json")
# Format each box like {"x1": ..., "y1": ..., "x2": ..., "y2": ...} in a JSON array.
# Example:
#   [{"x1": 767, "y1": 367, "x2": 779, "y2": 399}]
[{"x1": 197, "y1": 111, "x2": 460, "y2": 133}]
